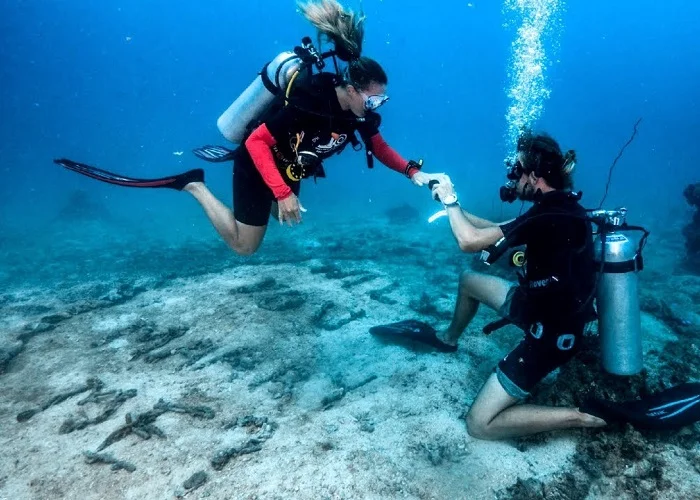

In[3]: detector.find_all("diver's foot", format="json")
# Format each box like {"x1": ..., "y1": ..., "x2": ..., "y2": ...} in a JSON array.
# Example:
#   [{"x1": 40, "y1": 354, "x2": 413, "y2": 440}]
[
  {"x1": 435, "y1": 329, "x2": 459, "y2": 347},
  {"x1": 577, "y1": 409, "x2": 607, "y2": 428},
  {"x1": 183, "y1": 180, "x2": 205, "y2": 194}
]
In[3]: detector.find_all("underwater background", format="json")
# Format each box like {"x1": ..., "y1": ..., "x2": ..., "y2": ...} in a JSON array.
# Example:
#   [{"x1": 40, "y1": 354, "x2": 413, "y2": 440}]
[
  {"x1": 1, "y1": 1, "x2": 700, "y2": 499},
  {"x1": 2, "y1": 0, "x2": 699, "y2": 237}
]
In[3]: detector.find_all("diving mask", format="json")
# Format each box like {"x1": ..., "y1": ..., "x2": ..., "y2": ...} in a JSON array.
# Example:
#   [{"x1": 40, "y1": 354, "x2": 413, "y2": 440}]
[
  {"x1": 362, "y1": 92, "x2": 389, "y2": 111},
  {"x1": 500, "y1": 158, "x2": 525, "y2": 203}
]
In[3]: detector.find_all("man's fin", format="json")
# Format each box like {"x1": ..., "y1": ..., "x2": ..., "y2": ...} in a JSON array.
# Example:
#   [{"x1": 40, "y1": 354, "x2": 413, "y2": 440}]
[
  {"x1": 581, "y1": 383, "x2": 700, "y2": 430},
  {"x1": 192, "y1": 145, "x2": 236, "y2": 163},
  {"x1": 54, "y1": 159, "x2": 203, "y2": 191},
  {"x1": 369, "y1": 319, "x2": 458, "y2": 353}
]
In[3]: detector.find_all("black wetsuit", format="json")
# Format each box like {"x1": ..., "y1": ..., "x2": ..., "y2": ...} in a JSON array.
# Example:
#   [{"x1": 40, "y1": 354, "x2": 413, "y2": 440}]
[
  {"x1": 495, "y1": 190, "x2": 596, "y2": 398},
  {"x1": 234, "y1": 73, "x2": 381, "y2": 226}
]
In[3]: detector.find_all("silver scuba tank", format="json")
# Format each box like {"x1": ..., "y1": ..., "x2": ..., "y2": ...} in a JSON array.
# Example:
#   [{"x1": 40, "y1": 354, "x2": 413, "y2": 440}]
[
  {"x1": 592, "y1": 208, "x2": 644, "y2": 375},
  {"x1": 217, "y1": 51, "x2": 305, "y2": 144}
]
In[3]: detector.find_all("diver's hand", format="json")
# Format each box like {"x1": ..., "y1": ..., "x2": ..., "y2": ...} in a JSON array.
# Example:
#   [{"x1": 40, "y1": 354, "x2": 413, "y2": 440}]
[
  {"x1": 430, "y1": 174, "x2": 457, "y2": 202},
  {"x1": 411, "y1": 171, "x2": 443, "y2": 187},
  {"x1": 278, "y1": 193, "x2": 304, "y2": 226}
]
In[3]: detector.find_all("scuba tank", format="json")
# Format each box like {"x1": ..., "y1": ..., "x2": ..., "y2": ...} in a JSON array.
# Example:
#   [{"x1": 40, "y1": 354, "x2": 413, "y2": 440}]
[
  {"x1": 217, "y1": 37, "x2": 331, "y2": 144},
  {"x1": 591, "y1": 208, "x2": 648, "y2": 376}
]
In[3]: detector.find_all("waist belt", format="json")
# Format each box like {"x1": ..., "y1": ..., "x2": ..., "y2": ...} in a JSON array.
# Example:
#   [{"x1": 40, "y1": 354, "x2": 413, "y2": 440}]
[{"x1": 482, "y1": 311, "x2": 597, "y2": 336}]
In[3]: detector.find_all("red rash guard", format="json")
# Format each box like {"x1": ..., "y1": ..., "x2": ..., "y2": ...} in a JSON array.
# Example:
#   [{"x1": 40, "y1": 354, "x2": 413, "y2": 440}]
[
  {"x1": 245, "y1": 125, "x2": 417, "y2": 201},
  {"x1": 244, "y1": 124, "x2": 293, "y2": 200},
  {"x1": 369, "y1": 133, "x2": 420, "y2": 178}
]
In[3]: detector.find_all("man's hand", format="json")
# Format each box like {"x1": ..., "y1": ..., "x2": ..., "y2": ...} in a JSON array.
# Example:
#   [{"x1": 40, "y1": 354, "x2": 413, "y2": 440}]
[
  {"x1": 278, "y1": 193, "x2": 304, "y2": 226},
  {"x1": 430, "y1": 174, "x2": 457, "y2": 202},
  {"x1": 411, "y1": 171, "x2": 444, "y2": 187}
]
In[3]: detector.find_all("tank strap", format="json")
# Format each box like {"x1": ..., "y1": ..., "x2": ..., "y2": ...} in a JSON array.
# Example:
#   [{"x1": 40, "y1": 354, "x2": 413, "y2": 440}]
[
  {"x1": 366, "y1": 149, "x2": 374, "y2": 169},
  {"x1": 596, "y1": 253, "x2": 644, "y2": 273},
  {"x1": 259, "y1": 63, "x2": 279, "y2": 95},
  {"x1": 482, "y1": 318, "x2": 512, "y2": 335},
  {"x1": 363, "y1": 135, "x2": 374, "y2": 169},
  {"x1": 345, "y1": 132, "x2": 373, "y2": 169},
  {"x1": 348, "y1": 132, "x2": 361, "y2": 150}
]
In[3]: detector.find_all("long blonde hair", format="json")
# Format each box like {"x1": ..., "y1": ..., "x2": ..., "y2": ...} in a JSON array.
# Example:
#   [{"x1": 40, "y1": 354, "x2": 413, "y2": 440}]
[{"x1": 298, "y1": 0, "x2": 365, "y2": 62}]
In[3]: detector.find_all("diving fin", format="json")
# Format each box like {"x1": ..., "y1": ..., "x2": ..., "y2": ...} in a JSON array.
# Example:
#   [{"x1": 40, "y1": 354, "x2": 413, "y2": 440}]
[
  {"x1": 369, "y1": 319, "x2": 458, "y2": 353},
  {"x1": 54, "y1": 159, "x2": 203, "y2": 191},
  {"x1": 192, "y1": 145, "x2": 237, "y2": 163},
  {"x1": 580, "y1": 383, "x2": 700, "y2": 431}
]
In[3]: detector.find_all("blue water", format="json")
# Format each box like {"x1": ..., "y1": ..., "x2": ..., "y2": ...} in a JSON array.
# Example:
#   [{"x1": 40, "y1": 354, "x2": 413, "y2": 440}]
[
  {"x1": 1, "y1": 0, "x2": 699, "y2": 247},
  {"x1": 2, "y1": 3, "x2": 700, "y2": 497}
]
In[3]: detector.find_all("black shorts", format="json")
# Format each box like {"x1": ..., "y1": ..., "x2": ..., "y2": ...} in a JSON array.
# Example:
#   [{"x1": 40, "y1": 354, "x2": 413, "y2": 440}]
[
  {"x1": 233, "y1": 148, "x2": 300, "y2": 227},
  {"x1": 496, "y1": 286, "x2": 584, "y2": 399}
]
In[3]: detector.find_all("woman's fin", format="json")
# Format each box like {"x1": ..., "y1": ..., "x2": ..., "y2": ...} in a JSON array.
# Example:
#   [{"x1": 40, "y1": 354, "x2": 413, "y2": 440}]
[
  {"x1": 54, "y1": 159, "x2": 203, "y2": 191},
  {"x1": 192, "y1": 145, "x2": 237, "y2": 163}
]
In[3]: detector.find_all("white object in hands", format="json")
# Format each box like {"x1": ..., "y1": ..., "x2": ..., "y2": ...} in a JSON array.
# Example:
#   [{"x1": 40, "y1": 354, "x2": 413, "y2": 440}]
[{"x1": 428, "y1": 210, "x2": 447, "y2": 223}]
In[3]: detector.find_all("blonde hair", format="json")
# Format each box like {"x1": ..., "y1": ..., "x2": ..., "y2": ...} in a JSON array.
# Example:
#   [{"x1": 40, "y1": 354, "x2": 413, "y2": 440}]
[{"x1": 298, "y1": 0, "x2": 365, "y2": 61}]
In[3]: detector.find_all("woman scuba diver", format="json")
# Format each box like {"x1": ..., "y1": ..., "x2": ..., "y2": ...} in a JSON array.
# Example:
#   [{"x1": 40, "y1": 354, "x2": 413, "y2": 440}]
[{"x1": 55, "y1": 0, "x2": 439, "y2": 255}]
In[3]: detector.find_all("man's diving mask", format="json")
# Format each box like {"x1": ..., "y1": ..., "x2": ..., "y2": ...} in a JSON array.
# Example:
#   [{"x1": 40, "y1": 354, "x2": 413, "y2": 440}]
[{"x1": 500, "y1": 158, "x2": 525, "y2": 203}]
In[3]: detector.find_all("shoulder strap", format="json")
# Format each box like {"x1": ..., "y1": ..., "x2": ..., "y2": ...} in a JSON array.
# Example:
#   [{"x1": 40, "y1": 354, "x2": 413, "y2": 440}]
[{"x1": 357, "y1": 112, "x2": 382, "y2": 169}]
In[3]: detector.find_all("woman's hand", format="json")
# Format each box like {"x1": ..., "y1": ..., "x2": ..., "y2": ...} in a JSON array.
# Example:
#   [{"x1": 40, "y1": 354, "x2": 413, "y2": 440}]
[
  {"x1": 278, "y1": 193, "x2": 305, "y2": 226},
  {"x1": 411, "y1": 171, "x2": 444, "y2": 187}
]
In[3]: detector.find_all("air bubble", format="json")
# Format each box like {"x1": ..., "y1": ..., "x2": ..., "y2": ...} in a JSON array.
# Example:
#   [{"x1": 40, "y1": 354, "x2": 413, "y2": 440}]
[{"x1": 503, "y1": 0, "x2": 564, "y2": 157}]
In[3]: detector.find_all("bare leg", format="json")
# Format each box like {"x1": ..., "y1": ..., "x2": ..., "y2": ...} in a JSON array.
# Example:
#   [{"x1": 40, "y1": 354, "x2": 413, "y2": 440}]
[
  {"x1": 437, "y1": 271, "x2": 513, "y2": 345},
  {"x1": 465, "y1": 373, "x2": 606, "y2": 440},
  {"x1": 184, "y1": 182, "x2": 267, "y2": 255}
]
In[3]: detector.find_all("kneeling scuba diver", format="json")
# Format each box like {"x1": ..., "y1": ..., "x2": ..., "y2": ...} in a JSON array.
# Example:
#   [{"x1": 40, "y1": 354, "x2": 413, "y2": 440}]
[
  {"x1": 374, "y1": 122, "x2": 700, "y2": 432},
  {"x1": 491, "y1": 145, "x2": 700, "y2": 430}
]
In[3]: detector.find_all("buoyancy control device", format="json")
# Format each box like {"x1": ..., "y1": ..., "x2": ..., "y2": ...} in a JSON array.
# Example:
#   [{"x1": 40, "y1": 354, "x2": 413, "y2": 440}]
[{"x1": 217, "y1": 37, "x2": 332, "y2": 144}]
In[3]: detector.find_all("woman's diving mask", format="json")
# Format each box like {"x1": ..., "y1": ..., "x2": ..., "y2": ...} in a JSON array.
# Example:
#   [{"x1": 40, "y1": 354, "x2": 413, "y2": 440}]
[{"x1": 361, "y1": 92, "x2": 389, "y2": 111}]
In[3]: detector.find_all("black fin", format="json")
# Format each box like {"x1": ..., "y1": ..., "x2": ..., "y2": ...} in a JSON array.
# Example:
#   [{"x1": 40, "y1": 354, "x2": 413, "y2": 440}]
[
  {"x1": 192, "y1": 145, "x2": 236, "y2": 163},
  {"x1": 581, "y1": 383, "x2": 700, "y2": 430},
  {"x1": 369, "y1": 319, "x2": 458, "y2": 353},
  {"x1": 54, "y1": 159, "x2": 203, "y2": 191}
]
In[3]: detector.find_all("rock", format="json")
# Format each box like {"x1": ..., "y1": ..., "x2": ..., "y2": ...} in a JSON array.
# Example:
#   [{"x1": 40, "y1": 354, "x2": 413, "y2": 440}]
[
  {"x1": 384, "y1": 203, "x2": 420, "y2": 225},
  {"x1": 183, "y1": 471, "x2": 208, "y2": 491},
  {"x1": 0, "y1": 341, "x2": 24, "y2": 374},
  {"x1": 58, "y1": 190, "x2": 111, "y2": 221}
]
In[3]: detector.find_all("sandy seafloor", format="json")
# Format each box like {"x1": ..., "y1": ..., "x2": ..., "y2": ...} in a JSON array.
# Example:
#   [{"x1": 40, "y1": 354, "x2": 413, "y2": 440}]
[{"x1": 1, "y1": 198, "x2": 700, "y2": 500}]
